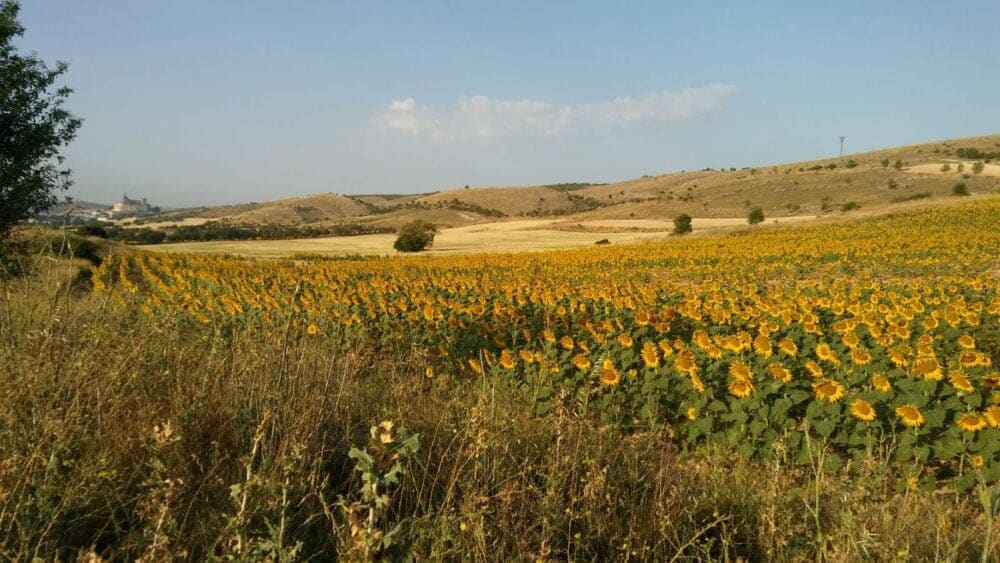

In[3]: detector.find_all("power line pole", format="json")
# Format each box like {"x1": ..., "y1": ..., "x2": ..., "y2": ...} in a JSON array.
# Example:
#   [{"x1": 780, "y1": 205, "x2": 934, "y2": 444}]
[{"x1": 839, "y1": 136, "x2": 845, "y2": 158}]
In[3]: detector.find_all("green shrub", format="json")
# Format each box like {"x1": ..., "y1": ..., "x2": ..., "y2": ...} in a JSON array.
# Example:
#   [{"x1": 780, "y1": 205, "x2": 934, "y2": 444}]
[
  {"x1": 840, "y1": 201, "x2": 860, "y2": 212},
  {"x1": 48, "y1": 235, "x2": 101, "y2": 265},
  {"x1": 846, "y1": 159, "x2": 858, "y2": 168},
  {"x1": 940, "y1": 163, "x2": 951, "y2": 172},
  {"x1": 393, "y1": 220, "x2": 438, "y2": 252},
  {"x1": 972, "y1": 161, "x2": 985, "y2": 175},
  {"x1": 952, "y1": 182, "x2": 969, "y2": 196},
  {"x1": 893, "y1": 160, "x2": 903, "y2": 170},
  {"x1": 594, "y1": 238, "x2": 610, "y2": 245},
  {"x1": 673, "y1": 214, "x2": 693, "y2": 235},
  {"x1": 748, "y1": 207, "x2": 764, "y2": 225},
  {"x1": 880, "y1": 158, "x2": 890, "y2": 168}
]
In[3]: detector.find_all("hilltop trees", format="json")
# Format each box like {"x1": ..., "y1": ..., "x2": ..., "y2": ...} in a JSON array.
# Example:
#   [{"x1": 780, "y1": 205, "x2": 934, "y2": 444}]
[{"x1": 0, "y1": 1, "x2": 81, "y2": 238}]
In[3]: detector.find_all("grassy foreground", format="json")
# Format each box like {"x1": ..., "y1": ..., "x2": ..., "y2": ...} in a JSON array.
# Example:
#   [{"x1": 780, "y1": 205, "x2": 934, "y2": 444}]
[{"x1": 3, "y1": 203, "x2": 1000, "y2": 560}]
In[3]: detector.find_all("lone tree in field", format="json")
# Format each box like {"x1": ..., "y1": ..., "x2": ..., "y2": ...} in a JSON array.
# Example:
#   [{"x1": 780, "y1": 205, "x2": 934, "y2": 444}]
[
  {"x1": 748, "y1": 207, "x2": 765, "y2": 225},
  {"x1": 393, "y1": 220, "x2": 438, "y2": 252},
  {"x1": 0, "y1": 1, "x2": 81, "y2": 238},
  {"x1": 673, "y1": 213, "x2": 692, "y2": 235},
  {"x1": 971, "y1": 161, "x2": 985, "y2": 175}
]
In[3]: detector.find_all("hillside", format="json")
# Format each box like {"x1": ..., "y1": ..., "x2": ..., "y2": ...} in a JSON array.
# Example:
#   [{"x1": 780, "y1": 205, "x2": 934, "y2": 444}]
[{"x1": 132, "y1": 134, "x2": 1000, "y2": 230}]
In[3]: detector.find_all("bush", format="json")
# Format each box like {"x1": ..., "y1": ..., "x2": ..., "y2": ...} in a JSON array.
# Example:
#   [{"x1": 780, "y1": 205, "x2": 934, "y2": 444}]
[
  {"x1": 748, "y1": 208, "x2": 764, "y2": 225},
  {"x1": 594, "y1": 239, "x2": 610, "y2": 245},
  {"x1": 880, "y1": 158, "x2": 890, "y2": 168},
  {"x1": 840, "y1": 201, "x2": 860, "y2": 212},
  {"x1": 972, "y1": 161, "x2": 985, "y2": 175},
  {"x1": 952, "y1": 183, "x2": 969, "y2": 196},
  {"x1": 673, "y1": 214, "x2": 693, "y2": 235},
  {"x1": 893, "y1": 160, "x2": 903, "y2": 170},
  {"x1": 393, "y1": 220, "x2": 438, "y2": 252},
  {"x1": 48, "y1": 235, "x2": 101, "y2": 265},
  {"x1": 846, "y1": 159, "x2": 858, "y2": 168},
  {"x1": 940, "y1": 163, "x2": 951, "y2": 172}
]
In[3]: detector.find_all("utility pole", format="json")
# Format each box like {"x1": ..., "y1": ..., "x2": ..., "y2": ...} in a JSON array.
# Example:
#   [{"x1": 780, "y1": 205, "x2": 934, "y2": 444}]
[{"x1": 839, "y1": 136, "x2": 845, "y2": 158}]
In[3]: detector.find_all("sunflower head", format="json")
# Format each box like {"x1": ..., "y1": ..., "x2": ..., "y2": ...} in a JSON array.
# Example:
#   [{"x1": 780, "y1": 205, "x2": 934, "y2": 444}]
[
  {"x1": 599, "y1": 358, "x2": 621, "y2": 386},
  {"x1": 872, "y1": 373, "x2": 891, "y2": 393},
  {"x1": 727, "y1": 379, "x2": 754, "y2": 398},
  {"x1": 849, "y1": 399, "x2": 876, "y2": 422},
  {"x1": 572, "y1": 354, "x2": 592, "y2": 371},
  {"x1": 729, "y1": 361, "x2": 752, "y2": 382},
  {"x1": 685, "y1": 407, "x2": 698, "y2": 421},
  {"x1": 813, "y1": 380, "x2": 845, "y2": 403},
  {"x1": 956, "y1": 413, "x2": 986, "y2": 433},
  {"x1": 895, "y1": 404, "x2": 925, "y2": 428}
]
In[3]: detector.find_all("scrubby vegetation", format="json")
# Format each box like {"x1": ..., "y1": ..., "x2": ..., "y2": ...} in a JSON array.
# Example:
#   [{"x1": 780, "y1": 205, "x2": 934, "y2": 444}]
[{"x1": 100, "y1": 222, "x2": 393, "y2": 244}]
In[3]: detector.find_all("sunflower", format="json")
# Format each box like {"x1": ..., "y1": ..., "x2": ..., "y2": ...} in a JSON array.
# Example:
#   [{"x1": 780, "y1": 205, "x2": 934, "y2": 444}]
[
  {"x1": 617, "y1": 334, "x2": 634, "y2": 348},
  {"x1": 559, "y1": 335, "x2": 575, "y2": 351},
  {"x1": 959, "y1": 352, "x2": 978, "y2": 368},
  {"x1": 424, "y1": 366, "x2": 434, "y2": 379},
  {"x1": 729, "y1": 361, "x2": 752, "y2": 382},
  {"x1": 984, "y1": 406, "x2": 1000, "y2": 428},
  {"x1": 984, "y1": 375, "x2": 1000, "y2": 388},
  {"x1": 518, "y1": 349, "x2": 535, "y2": 363},
  {"x1": 813, "y1": 380, "x2": 845, "y2": 403},
  {"x1": 970, "y1": 455, "x2": 985, "y2": 468},
  {"x1": 675, "y1": 354, "x2": 697, "y2": 376},
  {"x1": 872, "y1": 373, "x2": 891, "y2": 393},
  {"x1": 306, "y1": 324, "x2": 321, "y2": 336},
  {"x1": 571, "y1": 354, "x2": 592, "y2": 371},
  {"x1": 728, "y1": 379, "x2": 754, "y2": 398},
  {"x1": 842, "y1": 332, "x2": 860, "y2": 349},
  {"x1": 685, "y1": 406, "x2": 698, "y2": 421},
  {"x1": 895, "y1": 405, "x2": 925, "y2": 428},
  {"x1": 499, "y1": 349, "x2": 516, "y2": 370},
  {"x1": 778, "y1": 338, "x2": 798, "y2": 357},
  {"x1": 956, "y1": 413, "x2": 987, "y2": 433},
  {"x1": 542, "y1": 329, "x2": 556, "y2": 344},
  {"x1": 706, "y1": 346, "x2": 724, "y2": 360},
  {"x1": 641, "y1": 341, "x2": 660, "y2": 369},
  {"x1": 768, "y1": 362, "x2": 792, "y2": 383},
  {"x1": 957, "y1": 334, "x2": 976, "y2": 350},
  {"x1": 599, "y1": 358, "x2": 621, "y2": 386},
  {"x1": 804, "y1": 360, "x2": 824, "y2": 378},
  {"x1": 850, "y1": 347, "x2": 872, "y2": 366},
  {"x1": 815, "y1": 342, "x2": 839, "y2": 365},
  {"x1": 948, "y1": 372, "x2": 974, "y2": 394},
  {"x1": 676, "y1": 368, "x2": 700, "y2": 391},
  {"x1": 912, "y1": 357, "x2": 943, "y2": 381},
  {"x1": 753, "y1": 335, "x2": 773, "y2": 358},
  {"x1": 849, "y1": 399, "x2": 877, "y2": 422},
  {"x1": 469, "y1": 359, "x2": 484, "y2": 375}
]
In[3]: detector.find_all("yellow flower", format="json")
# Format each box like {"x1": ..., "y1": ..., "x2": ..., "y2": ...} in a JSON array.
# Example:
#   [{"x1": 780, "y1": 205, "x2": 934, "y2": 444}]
[
  {"x1": 813, "y1": 380, "x2": 845, "y2": 403},
  {"x1": 424, "y1": 366, "x2": 434, "y2": 379},
  {"x1": 842, "y1": 332, "x2": 860, "y2": 349},
  {"x1": 957, "y1": 334, "x2": 975, "y2": 350},
  {"x1": 641, "y1": 341, "x2": 660, "y2": 369},
  {"x1": 753, "y1": 335, "x2": 772, "y2": 358},
  {"x1": 685, "y1": 407, "x2": 698, "y2": 421},
  {"x1": 499, "y1": 349, "x2": 516, "y2": 370},
  {"x1": 948, "y1": 372, "x2": 974, "y2": 394},
  {"x1": 599, "y1": 358, "x2": 621, "y2": 386},
  {"x1": 982, "y1": 406, "x2": 1000, "y2": 428},
  {"x1": 956, "y1": 413, "x2": 986, "y2": 432},
  {"x1": 895, "y1": 405, "x2": 925, "y2": 428},
  {"x1": 912, "y1": 357, "x2": 943, "y2": 381},
  {"x1": 469, "y1": 359, "x2": 484, "y2": 375},
  {"x1": 727, "y1": 379, "x2": 754, "y2": 398},
  {"x1": 689, "y1": 373, "x2": 705, "y2": 393},
  {"x1": 959, "y1": 352, "x2": 978, "y2": 368},
  {"x1": 559, "y1": 335, "x2": 574, "y2": 350},
  {"x1": 815, "y1": 342, "x2": 839, "y2": 365},
  {"x1": 617, "y1": 334, "x2": 634, "y2": 348},
  {"x1": 850, "y1": 347, "x2": 872, "y2": 366},
  {"x1": 970, "y1": 455, "x2": 985, "y2": 468},
  {"x1": 729, "y1": 361, "x2": 752, "y2": 382},
  {"x1": 767, "y1": 362, "x2": 792, "y2": 383},
  {"x1": 542, "y1": 329, "x2": 556, "y2": 344},
  {"x1": 778, "y1": 338, "x2": 798, "y2": 357},
  {"x1": 572, "y1": 354, "x2": 592, "y2": 371},
  {"x1": 306, "y1": 323, "x2": 320, "y2": 335},
  {"x1": 872, "y1": 373, "x2": 891, "y2": 393},
  {"x1": 849, "y1": 399, "x2": 876, "y2": 422},
  {"x1": 518, "y1": 349, "x2": 535, "y2": 363},
  {"x1": 804, "y1": 360, "x2": 824, "y2": 378}
]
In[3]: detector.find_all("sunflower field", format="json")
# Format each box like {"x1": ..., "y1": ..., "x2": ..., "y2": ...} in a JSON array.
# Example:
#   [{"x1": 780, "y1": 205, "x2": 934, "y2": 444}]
[{"x1": 93, "y1": 200, "x2": 1000, "y2": 490}]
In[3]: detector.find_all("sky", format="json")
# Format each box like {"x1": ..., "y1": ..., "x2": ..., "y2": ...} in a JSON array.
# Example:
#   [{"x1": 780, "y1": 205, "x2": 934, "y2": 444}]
[{"x1": 15, "y1": 1, "x2": 1000, "y2": 207}]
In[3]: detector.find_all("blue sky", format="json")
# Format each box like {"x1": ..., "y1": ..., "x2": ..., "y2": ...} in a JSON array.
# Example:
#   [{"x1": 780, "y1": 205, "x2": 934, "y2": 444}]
[{"x1": 17, "y1": 1, "x2": 1000, "y2": 207}]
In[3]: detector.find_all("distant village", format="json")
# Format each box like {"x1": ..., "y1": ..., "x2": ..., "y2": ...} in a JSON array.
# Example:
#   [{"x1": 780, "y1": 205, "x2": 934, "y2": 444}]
[{"x1": 31, "y1": 194, "x2": 159, "y2": 225}]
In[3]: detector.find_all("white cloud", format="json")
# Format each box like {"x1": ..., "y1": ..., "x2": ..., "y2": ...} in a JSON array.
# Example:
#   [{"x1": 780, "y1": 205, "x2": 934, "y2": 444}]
[{"x1": 378, "y1": 84, "x2": 737, "y2": 142}]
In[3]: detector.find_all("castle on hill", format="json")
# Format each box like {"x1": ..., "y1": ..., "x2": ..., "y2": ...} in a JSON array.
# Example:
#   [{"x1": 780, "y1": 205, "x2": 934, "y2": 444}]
[{"x1": 111, "y1": 194, "x2": 154, "y2": 217}]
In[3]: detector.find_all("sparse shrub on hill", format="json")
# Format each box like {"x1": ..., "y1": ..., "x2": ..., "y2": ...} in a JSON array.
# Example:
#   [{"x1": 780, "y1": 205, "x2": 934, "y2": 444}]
[
  {"x1": 941, "y1": 163, "x2": 951, "y2": 172},
  {"x1": 972, "y1": 161, "x2": 985, "y2": 175},
  {"x1": 894, "y1": 159, "x2": 904, "y2": 170},
  {"x1": 846, "y1": 159, "x2": 858, "y2": 168},
  {"x1": 673, "y1": 213, "x2": 693, "y2": 235},
  {"x1": 881, "y1": 158, "x2": 890, "y2": 168},
  {"x1": 747, "y1": 207, "x2": 764, "y2": 225},
  {"x1": 840, "y1": 201, "x2": 860, "y2": 212},
  {"x1": 952, "y1": 182, "x2": 969, "y2": 196}
]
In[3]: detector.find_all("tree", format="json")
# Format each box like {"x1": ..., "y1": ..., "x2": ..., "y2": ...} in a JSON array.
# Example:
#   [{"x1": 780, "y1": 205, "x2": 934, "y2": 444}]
[
  {"x1": 1, "y1": 1, "x2": 81, "y2": 238},
  {"x1": 748, "y1": 207, "x2": 764, "y2": 225},
  {"x1": 972, "y1": 161, "x2": 985, "y2": 175},
  {"x1": 672, "y1": 213, "x2": 692, "y2": 235},
  {"x1": 393, "y1": 220, "x2": 438, "y2": 252}
]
